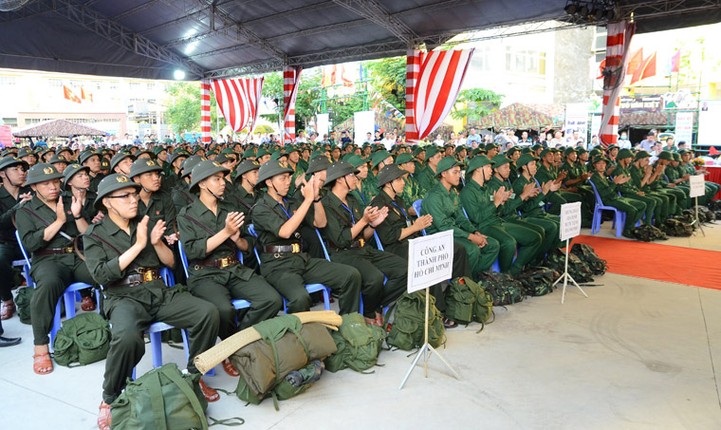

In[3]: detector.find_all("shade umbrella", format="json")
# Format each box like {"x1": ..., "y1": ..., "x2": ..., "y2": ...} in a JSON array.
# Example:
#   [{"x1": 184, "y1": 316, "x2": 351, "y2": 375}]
[{"x1": 12, "y1": 119, "x2": 107, "y2": 138}]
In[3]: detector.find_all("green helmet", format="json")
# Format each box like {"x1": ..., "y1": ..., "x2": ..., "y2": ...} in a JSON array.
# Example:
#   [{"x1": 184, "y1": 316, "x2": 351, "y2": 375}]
[
  {"x1": 306, "y1": 156, "x2": 331, "y2": 175},
  {"x1": 465, "y1": 155, "x2": 492, "y2": 176},
  {"x1": 256, "y1": 160, "x2": 293, "y2": 188},
  {"x1": 491, "y1": 154, "x2": 511, "y2": 167},
  {"x1": 94, "y1": 174, "x2": 141, "y2": 209},
  {"x1": 62, "y1": 163, "x2": 90, "y2": 189},
  {"x1": 370, "y1": 150, "x2": 392, "y2": 169},
  {"x1": 79, "y1": 150, "x2": 101, "y2": 165},
  {"x1": 110, "y1": 152, "x2": 134, "y2": 171},
  {"x1": 376, "y1": 164, "x2": 408, "y2": 188},
  {"x1": 658, "y1": 150, "x2": 673, "y2": 161},
  {"x1": 634, "y1": 151, "x2": 651, "y2": 161},
  {"x1": 324, "y1": 161, "x2": 359, "y2": 186},
  {"x1": 129, "y1": 158, "x2": 163, "y2": 178},
  {"x1": 617, "y1": 148, "x2": 633, "y2": 160},
  {"x1": 435, "y1": 156, "x2": 459, "y2": 177},
  {"x1": 181, "y1": 155, "x2": 206, "y2": 178},
  {"x1": 345, "y1": 154, "x2": 368, "y2": 169},
  {"x1": 515, "y1": 153, "x2": 538, "y2": 169},
  {"x1": 563, "y1": 147, "x2": 578, "y2": 157},
  {"x1": 233, "y1": 159, "x2": 260, "y2": 180},
  {"x1": 25, "y1": 163, "x2": 64, "y2": 186},
  {"x1": 189, "y1": 160, "x2": 230, "y2": 192},
  {"x1": 394, "y1": 153, "x2": 414, "y2": 165},
  {"x1": 0, "y1": 156, "x2": 29, "y2": 171}
]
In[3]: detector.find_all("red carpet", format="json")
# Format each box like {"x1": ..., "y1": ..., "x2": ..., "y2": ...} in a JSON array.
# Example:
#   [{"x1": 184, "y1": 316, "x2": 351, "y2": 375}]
[{"x1": 572, "y1": 235, "x2": 721, "y2": 290}]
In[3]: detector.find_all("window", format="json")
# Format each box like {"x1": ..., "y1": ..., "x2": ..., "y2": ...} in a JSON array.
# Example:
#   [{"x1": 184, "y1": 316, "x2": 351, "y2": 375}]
[{"x1": 505, "y1": 47, "x2": 546, "y2": 75}]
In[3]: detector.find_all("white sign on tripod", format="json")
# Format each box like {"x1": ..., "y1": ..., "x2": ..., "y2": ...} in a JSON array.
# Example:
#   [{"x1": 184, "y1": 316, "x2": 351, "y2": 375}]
[
  {"x1": 406, "y1": 230, "x2": 454, "y2": 293},
  {"x1": 689, "y1": 174, "x2": 705, "y2": 198},
  {"x1": 559, "y1": 201, "x2": 582, "y2": 242}
]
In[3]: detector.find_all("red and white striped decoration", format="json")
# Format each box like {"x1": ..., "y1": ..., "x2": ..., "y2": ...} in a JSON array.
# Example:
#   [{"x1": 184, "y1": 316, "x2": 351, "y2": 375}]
[
  {"x1": 599, "y1": 21, "x2": 635, "y2": 148},
  {"x1": 283, "y1": 66, "x2": 302, "y2": 144},
  {"x1": 211, "y1": 77, "x2": 264, "y2": 133},
  {"x1": 200, "y1": 80, "x2": 212, "y2": 144},
  {"x1": 405, "y1": 49, "x2": 421, "y2": 141},
  {"x1": 405, "y1": 48, "x2": 474, "y2": 142}
]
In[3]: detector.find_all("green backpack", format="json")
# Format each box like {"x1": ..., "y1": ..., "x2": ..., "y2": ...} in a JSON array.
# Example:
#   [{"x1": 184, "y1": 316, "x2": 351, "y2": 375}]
[
  {"x1": 571, "y1": 244, "x2": 607, "y2": 276},
  {"x1": 477, "y1": 272, "x2": 525, "y2": 306},
  {"x1": 325, "y1": 312, "x2": 386, "y2": 373},
  {"x1": 53, "y1": 312, "x2": 111, "y2": 367},
  {"x1": 111, "y1": 363, "x2": 210, "y2": 430},
  {"x1": 387, "y1": 291, "x2": 446, "y2": 351},
  {"x1": 444, "y1": 277, "x2": 494, "y2": 326},
  {"x1": 14, "y1": 286, "x2": 34, "y2": 325},
  {"x1": 516, "y1": 267, "x2": 557, "y2": 297}
]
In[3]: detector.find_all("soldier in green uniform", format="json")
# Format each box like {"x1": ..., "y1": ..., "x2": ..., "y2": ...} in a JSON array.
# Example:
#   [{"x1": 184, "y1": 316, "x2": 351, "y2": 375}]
[
  {"x1": 233, "y1": 159, "x2": 261, "y2": 215},
  {"x1": 589, "y1": 156, "x2": 646, "y2": 238},
  {"x1": 412, "y1": 145, "x2": 426, "y2": 173},
  {"x1": 171, "y1": 155, "x2": 204, "y2": 213},
  {"x1": 49, "y1": 153, "x2": 70, "y2": 174},
  {"x1": 512, "y1": 154, "x2": 563, "y2": 255},
  {"x1": 130, "y1": 158, "x2": 179, "y2": 245},
  {"x1": 15, "y1": 164, "x2": 96, "y2": 375},
  {"x1": 505, "y1": 146, "x2": 521, "y2": 184},
  {"x1": 460, "y1": 156, "x2": 543, "y2": 274},
  {"x1": 251, "y1": 160, "x2": 362, "y2": 315},
  {"x1": 630, "y1": 151, "x2": 678, "y2": 216},
  {"x1": 665, "y1": 152, "x2": 695, "y2": 204},
  {"x1": 416, "y1": 145, "x2": 443, "y2": 195},
  {"x1": 423, "y1": 157, "x2": 500, "y2": 277},
  {"x1": 321, "y1": 161, "x2": 407, "y2": 325},
  {"x1": 84, "y1": 174, "x2": 221, "y2": 430},
  {"x1": 110, "y1": 152, "x2": 134, "y2": 176},
  {"x1": 613, "y1": 149, "x2": 663, "y2": 224},
  {"x1": 164, "y1": 150, "x2": 189, "y2": 191},
  {"x1": 395, "y1": 153, "x2": 422, "y2": 212},
  {"x1": 536, "y1": 148, "x2": 589, "y2": 224},
  {"x1": 79, "y1": 150, "x2": 105, "y2": 192},
  {"x1": 654, "y1": 151, "x2": 690, "y2": 210},
  {"x1": 0, "y1": 157, "x2": 32, "y2": 321},
  {"x1": 177, "y1": 160, "x2": 282, "y2": 375},
  {"x1": 680, "y1": 149, "x2": 719, "y2": 202}
]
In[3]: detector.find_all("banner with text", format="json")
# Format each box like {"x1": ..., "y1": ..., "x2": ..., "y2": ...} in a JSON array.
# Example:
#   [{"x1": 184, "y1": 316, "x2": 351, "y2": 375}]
[
  {"x1": 689, "y1": 174, "x2": 706, "y2": 198},
  {"x1": 674, "y1": 111, "x2": 694, "y2": 144},
  {"x1": 560, "y1": 202, "x2": 582, "y2": 242},
  {"x1": 407, "y1": 230, "x2": 454, "y2": 293}
]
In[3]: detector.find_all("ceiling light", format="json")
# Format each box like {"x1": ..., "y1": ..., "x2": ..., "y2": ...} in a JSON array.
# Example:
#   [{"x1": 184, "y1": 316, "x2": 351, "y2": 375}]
[{"x1": 173, "y1": 70, "x2": 186, "y2": 80}]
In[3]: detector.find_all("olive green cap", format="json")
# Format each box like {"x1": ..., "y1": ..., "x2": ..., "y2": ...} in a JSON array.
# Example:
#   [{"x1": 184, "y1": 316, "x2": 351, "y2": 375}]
[
  {"x1": 152, "y1": 146, "x2": 167, "y2": 156},
  {"x1": 424, "y1": 146, "x2": 440, "y2": 159},
  {"x1": 49, "y1": 154, "x2": 70, "y2": 165},
  {"x1": 242, "y1": 148, "x2": 257, "y2": 159},
  {"x1": 370, "y1": 150, "x2": 392, "y2": 168},
  {"x1": 435, "y1": 156, "x2": 459, "y2": 177},
  {"x1": 454, "y1": 145, "x2": 467, "y2": 154},
  {"x1": 539, "y1": 148, "x2": 552, "y2": 159},
  {"x1": 658, "y1": 150, "x2": 673, "y2": 161},
  {"x1": 94, "y1": 174, "x2": 141, "y2": 209},
  {"x1": 592, "y1": 155, "x2": 611, "y2": 164},
  {"x1": 376, "y1": 164, "x2": 408, "y2": 187},
  {"x1": 25, "y1": 163, "x2": 64, "y2": 186},
  {"x1": 672, "y1": 152, "x2": 681, "y2": 161},
  {"x1": 168, "y1": 150, "x2": 189, "y2": 164},
  {"x1": 412, "y1": 146, "x2": 427, "y2": 156},
  {"x1": 345, "y1": 154, "x2": 368, "y2": 169},
  {"x1": 634, "y1": 151, "x2": 651, "y2": 161},
  {"x1": 395, "y1": 153, "x2": 414, "y2": 165},
  {"x1": 62, "y1": 163, "x2": 90, "y2": 188},
  {"x1": 617, "y1": 148, "x2": 633, "y2": 160},
  {"x1": 678, "y1": 149, "x2": 690, "y2": 155},
  {"x1": 256, "y1": 147, "x2": 271, "y2": 158},
  {"x1": 110, "y1": 152, "x2": 134, "y2": 170},
  {"x1": 485, "y1": 143, "x2": 498, "y2": 151},
  {"x1": 465, "y1": 155, "x2": 493, "y2": 175},
  {"x1": 17, "y1": 148, "x2": 37, "y2": 159},
  {"x1": 306, "y1": 155, "x2": 331, "y2": 175},
  {"x1": 516, "y1": 153, "x2": 539, "y2": 169},
  {"x1": 79, "y1": 150, "x2": 101, "y2": 165},
  {"x1": 576, "y1": 147, "x2": 588, "y2": 155},
  {"x1": 505, "y1": 146, "x2": 520, "y2": 156},
  {"x1": 531, "y1": 144, "x2": 543, "y2": 151},
  {"x1": 233, "y1": 159, "x2": 260, "y2": 180},
  {"x1": 563, "y1": 147, "x2": 578, "y2": 157},
  {"x1": 0, "y1": 156, "x2": 29, "y2": 171},
  {"x1": 324, "y1": 161, "x2": 360, "y2": 186},
  {"x1": 256, "y1": 160, "x2": 293, "y2": 187},
  {"x1": 129, "y1": 158, "x2": 163, "y2": 178},
  {"x1": 189, "y1": 160, "x2": 230, "y2": 191},
  {"x1": 181, "y1": 155, "x2": 206, "y2": 178},
  {"x1": 491, "y1": 154, "x2": 511, "y2": 167}
]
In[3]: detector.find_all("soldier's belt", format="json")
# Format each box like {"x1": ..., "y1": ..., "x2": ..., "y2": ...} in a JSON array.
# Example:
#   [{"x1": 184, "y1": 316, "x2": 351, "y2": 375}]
[
  {"x1": 261, "y1": 243, "x2": 302, "y2": 254},
  {"x1": 191, "y1": 255, "x2": 240, "y2": 270},
  {"x1": 34, "y1": 246, "x2": 75, "y2": 256},
  {"x1": 333, "y1": 238, "x2": 365, "y2": 251},
  {"x1": 108, "y1": 268, "x2": 160, "y2": 288}
]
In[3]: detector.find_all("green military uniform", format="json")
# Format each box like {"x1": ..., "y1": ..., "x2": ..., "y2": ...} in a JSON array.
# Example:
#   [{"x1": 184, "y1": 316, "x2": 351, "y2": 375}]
[
  {"x1": 460, "y1": 156, "x2": 543, "y2": 274},
  {"x1": 536, "y1": 149, "x2": 585, "y2": 216},
  {"x1": 511, "y1": 155, "x2": 562, "y2": 255},
  {"x1": 178, "y1": 161, "x2": 282, "y2": 335},
  {"x1": 680, "y1": 151, "x2": 719, "y2": 202},
  {"x1": 0, "y1": 157, "x2": 30, "y2": 308},
  {"x1": 252, "y1": 161, "x2": 362, "y2": 314},
  {"x1": 171, "y1": 155, "x2": 204, "y2": 213},
  {"x1": 422, "y1": 158, "x2": 500, "y2": 277},
  {"x1": 321, "y1": 162, "x2": 407, "y2": 318},
  {"x1": 629, "y1": 160, "x2": 676, "y2": 217},
  {"x1": 613, "y1": 149, "x2": 663, "y2": 224},
  {"x1": 589, "y1": 157, "x2": 646, "y2": 237},
  {"x1": 15, "y1": 164, "x2": 95, "y2": 346},
  {"x1": 84, "y1": 174, "x2": 219, "y2": 404}
]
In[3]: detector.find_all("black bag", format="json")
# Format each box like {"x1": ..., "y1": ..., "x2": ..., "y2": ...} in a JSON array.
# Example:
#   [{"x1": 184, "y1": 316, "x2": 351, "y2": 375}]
[
  {"x1": 571, "y1": 243, "x2": 607, "y2": 276},
  {"x1": 631, "y1": 224, "x2": 668, "y2": 242},
  {"x1": 516, "y1": 267, "x2": 557, "y2": 297},
  {"x1": 661, "y1": 218, "x2": 693, "y2": 237},
  {"x1": 476, "y1": 272, "x2": 525, "y2": 306}
]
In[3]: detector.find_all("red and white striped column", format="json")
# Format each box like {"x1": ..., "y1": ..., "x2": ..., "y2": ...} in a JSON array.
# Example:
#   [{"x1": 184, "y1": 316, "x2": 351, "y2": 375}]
[
  {"x1": 283, "y1": 66, "x2": 302, "y2": 144},
  {"x1": 200, "y1": 79, "x2": 212, "y2": 144},
  {"x1": 405, "y1": 49, "x2": 421, "y2": 142},
  {"x1": 599, "y1": 21, "x2": 635, "y2": 148}
]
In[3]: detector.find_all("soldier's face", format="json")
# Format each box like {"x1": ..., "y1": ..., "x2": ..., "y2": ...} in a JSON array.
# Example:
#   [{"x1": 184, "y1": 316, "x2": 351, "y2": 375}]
[
  {"x1": 70, "y1": 170, "x2": 91, "y2": 190},
  {"x1": 355, "y1": 164, "x2": 368, "y2": 180},
  {"x1": 525, "y1": 161, "x2": 538, "y2": 176},
  {"x1": 401, "y1": 161, "x2": 415, "y2": 174},
  {"x1": 116, "y1": 158, "x2": 134, "y2": 175},
  {"x1": 268, "y1": 173, "x2": 291, "y2": 196},
  {"x1": 594, "y1": 161, "x2": 607, "y2": 173},
  {"x1": 495, "y1": 163, "x2": 510, "y2": 179},
  {"x1": 1, "y1": 164, "x2": 28, "y2": 185},
  {"x1": 137, "y1": 171, "x2": 161, "y2": 192},
  {"x1": 442, "y1": 166, "x2": 461, "y2": 186},
  {"x1": 32, "y1": 179, "x2": 62, "y2": 202},
  {"x1": 242, "y1": 169, "x2": 259, "y2": 187},
  {"x1": 104, "y1": 187, "x2": 140, "y2": 218},
  {"x1": 85, "y1": 155, "x2": 101, "y2": 173},
  {"x1": 200, "y1": 172, "x2": 226, "y2": 197}
]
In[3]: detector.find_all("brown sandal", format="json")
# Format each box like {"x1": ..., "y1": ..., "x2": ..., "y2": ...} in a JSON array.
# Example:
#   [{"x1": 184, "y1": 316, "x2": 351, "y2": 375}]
[
  {"x1": 33, "y1": 352, "x2": 54, "y2": 375},
  {"x1": 97, "y1": 401, "x2": 112, "y2": 430},
  {"x1": 222, "y1": 359, "x2": 239, "y2": 377},
  {"x1": 1, "y1": 300, "x2": 15, "y2": 320}
]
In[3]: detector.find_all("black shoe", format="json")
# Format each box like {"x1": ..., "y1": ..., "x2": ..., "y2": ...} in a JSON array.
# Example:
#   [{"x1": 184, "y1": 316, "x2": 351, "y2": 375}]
[{"x1": 0, "y1": 335, "x2": 21, "y2": 347}]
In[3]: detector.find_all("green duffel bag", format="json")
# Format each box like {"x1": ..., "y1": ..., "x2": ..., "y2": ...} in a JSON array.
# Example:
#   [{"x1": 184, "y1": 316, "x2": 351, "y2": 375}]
[
  {"x1": 14, "y1": 286, "x2": 34, "y2": 325},
  {"x1": 386, "y1": 291, "x2": 445, "y2": 351},
  {"x1": 111, "y1": 363, "x2": 208, "y2": 430},
  {"x1": 325, "y1": 312, "x2": 386, "y2": 373},
  {"x1": 53, "y1": 312, "x2": 111, "y2": 367},
  {"x1": 445, "y1": 277, "x2": 494, "y2": 326}
]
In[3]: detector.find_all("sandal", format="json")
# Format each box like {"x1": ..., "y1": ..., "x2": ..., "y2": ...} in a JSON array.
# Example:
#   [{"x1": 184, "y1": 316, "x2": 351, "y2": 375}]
[
  {"x1": 1, "y1": 299, "x2": 15, "y2": 320},
  {"x1": 443, "y1": 317, "x2": 458, "y2": 329},
  {"x1": 81, "y1": 296, "x2": 96, "y2": 312},
  {"x1": 97, "y1": 401, "x2": 112, "y2": 430},
  {"x1": 198, "y1": 378, "x2": 220, "y2": 402},
  {"x1": 33, "y1": 352, "x2": 54, "y2": 375},
  {"x1": 222, "y1": 358, "x2": 239, "y2": 377}
]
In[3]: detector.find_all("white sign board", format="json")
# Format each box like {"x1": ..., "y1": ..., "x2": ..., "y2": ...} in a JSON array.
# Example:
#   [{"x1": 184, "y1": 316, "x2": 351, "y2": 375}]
[
  {"x1": 315, "y1": 113, "x2": 330, "y2": 138},
  {"x1": 353, "y1": 111, "x2": 375, "y2": 145},
  {"x1": 698, "y1": 101, "x2": 721, "y2": 145},
  {"x1": 674, "y1": 111, "x2": 694, "y2": 144},
  {"x1": 564, "y1": 102, "x2": 589, "y2": 145},
  {"x1": 560, "y1": 202, "x2": 582, "y2": 242},
  {"x1": 407, "y1": 230, "x2": 454, "y2": 293},
  {"x1": 689, "y1": 174, "x2": 706, "y2": 198}
]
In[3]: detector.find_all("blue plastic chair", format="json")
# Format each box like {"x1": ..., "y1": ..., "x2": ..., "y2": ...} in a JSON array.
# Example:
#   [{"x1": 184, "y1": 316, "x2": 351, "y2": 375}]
[
  {"x1": 411, "y1": 199, "x2": 427, "y2": 236},
  {"x1": 15, "y1": 230, "x2": 96, "y2": 347},
  {"x1": 247, "y1": 224, "x2": 330, "y2": 312},
  {"x1": 588, "y1": 179, "x2": 625, "y2": 237}
]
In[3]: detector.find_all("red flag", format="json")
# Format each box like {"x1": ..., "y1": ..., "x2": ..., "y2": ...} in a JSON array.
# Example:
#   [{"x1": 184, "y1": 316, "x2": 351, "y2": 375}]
[
  {"x1": 670, "y1": 50, "x2": 680, "y2": 73},
  {"x1": 709, "y1": 146, "x2": 719, "y2": 156},
  {"x1": 626, "y1": 48, "x2": 644, "y2": 76},
  {"x1": 596, "y1": 58, "x2": 606, "y2": 79},
  {"x1": 630, "y1": 51, "x2": 656, "y2": 85},
  {"x1": 80, "y1": 87, "x2": 93, "y2": 102},
  {"x1": 63, "y1": 85, "x2": 81, "y2": 103}
]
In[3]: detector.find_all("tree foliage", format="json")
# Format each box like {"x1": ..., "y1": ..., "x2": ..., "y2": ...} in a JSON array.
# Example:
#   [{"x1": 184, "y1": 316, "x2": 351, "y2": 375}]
[
  {"x1": 365, "y1": 57, "x2": 406, "y2": 112},
  {"x1": 165, "y1": 82, "x2": 224, "y2": 134},
  {"x1": 451, "y1": 88, "x2": 503, "y2": 122}
]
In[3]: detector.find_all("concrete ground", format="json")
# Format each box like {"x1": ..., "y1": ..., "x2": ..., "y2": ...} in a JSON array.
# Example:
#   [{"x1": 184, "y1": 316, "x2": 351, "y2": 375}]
[{"x1": 1, "y1": 223, "x2": 720, "y2": 430}]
